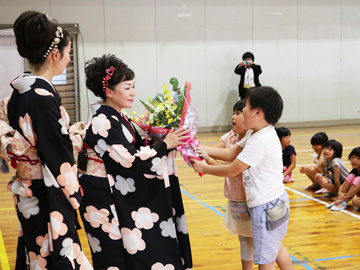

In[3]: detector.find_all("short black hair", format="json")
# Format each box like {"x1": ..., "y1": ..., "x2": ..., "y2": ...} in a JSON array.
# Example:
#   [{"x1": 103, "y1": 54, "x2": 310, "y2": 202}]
[
  {"x1": 246, "y1": 86, "x2": 283, "y2": 125},
  {"x1": 242, "y1": 52, "x2": 254, "y2": 61},
  {"x1": 310, "y1": 132, "x2": 328, "y2": 146},
  {"x1": 324, "y1": 139, "x2": 343, "y2": 159},
  {"x1": 233, "y1": 99, "x2": 246, "y2": 112},
  {"x1": 276, "y1": 127, "x2": 291, "y2": 140},
  {"x1": 348, "y1": 147, "x2": 360, "y2": 160}
]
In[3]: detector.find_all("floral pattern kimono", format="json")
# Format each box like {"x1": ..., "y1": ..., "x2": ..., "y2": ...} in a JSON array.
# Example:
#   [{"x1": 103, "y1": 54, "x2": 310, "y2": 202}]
[
  {"x1": 4, "y1": 73, "x2": 92, "y2": 270},
  {"x1": 80, "y1": 104, "x2": 192, "y2": 270}
]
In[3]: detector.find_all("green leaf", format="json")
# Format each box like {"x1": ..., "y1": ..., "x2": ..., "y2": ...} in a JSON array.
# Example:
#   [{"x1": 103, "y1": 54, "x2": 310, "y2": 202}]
[
  {"x1": 170, "y1": 77, "x2": 179, "y2": 92},
  {"x1": 140, "y1": 100, "x2": 155, "y2": 113}
]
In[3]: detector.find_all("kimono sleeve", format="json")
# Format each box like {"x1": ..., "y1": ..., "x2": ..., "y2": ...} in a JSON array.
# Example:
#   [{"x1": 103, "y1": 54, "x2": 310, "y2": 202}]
[
  {"x1": 86, "y1": 112, "x2": 168, "y2": 176},
  {"x1": 32, "y1": 95, "x2": 82, "y2": 209}
]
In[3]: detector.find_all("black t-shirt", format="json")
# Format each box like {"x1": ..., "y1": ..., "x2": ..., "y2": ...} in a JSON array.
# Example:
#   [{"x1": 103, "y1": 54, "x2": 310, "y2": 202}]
[{"x1": 282, "y1": 144, "x2": 296, "y2": 166}]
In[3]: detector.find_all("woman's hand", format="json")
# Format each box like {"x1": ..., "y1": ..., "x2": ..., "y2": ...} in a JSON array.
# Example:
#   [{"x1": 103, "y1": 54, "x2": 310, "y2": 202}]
[{"x1": 163, "y1": 128, "x2": 190, "y2": 149}]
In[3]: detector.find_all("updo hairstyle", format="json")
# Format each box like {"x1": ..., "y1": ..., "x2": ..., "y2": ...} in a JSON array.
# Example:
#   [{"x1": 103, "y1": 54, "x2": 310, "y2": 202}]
[
  {"x1": 13, "y1": 11, "x2": 70, "y2": 66},
  {"x1": 85, "y1": 54, "x2": 135, "y2": 101}
]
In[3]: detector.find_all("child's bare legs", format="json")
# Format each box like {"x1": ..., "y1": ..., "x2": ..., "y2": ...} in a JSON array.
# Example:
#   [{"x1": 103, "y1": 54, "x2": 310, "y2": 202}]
[
  {"x1": 318, "y1": 176, "x2": 336, "y2": 192},
  {"x1": 256, "y1": 245, "x2": 293, "y2": 270},
  {"x1": 238, "y1": 235, "x2": 254, "y2": 270},
  {"x1": 352, "y1": 196, "x2": 360, "y2": 207},
  {"x1": 276, "y1": 244, "x2": 294, "y2": 270},
  {"x1": 259, "y1": 262, "x2": 275, "y2": 270},
  {"x1": 301, "y1": 166, "x2": 321, "y2": 190}
]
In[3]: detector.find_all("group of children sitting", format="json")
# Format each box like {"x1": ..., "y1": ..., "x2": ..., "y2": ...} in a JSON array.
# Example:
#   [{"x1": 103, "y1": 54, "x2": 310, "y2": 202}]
[{"x1": 277, "y1": 128, "x2": 360, "y2": 211}]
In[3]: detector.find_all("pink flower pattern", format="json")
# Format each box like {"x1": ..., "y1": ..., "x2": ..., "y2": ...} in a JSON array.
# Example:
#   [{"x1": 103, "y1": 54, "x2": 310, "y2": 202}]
[
  {"x1": 83, "y1": 206, "x2": 110, "y2": 228},
  {"x1": 131, "y1": 207, "x2": 159, "y2": 229},
  {"x1": 151, "y1": 262, "x2": 175, "y2": 270},
  {"x1": 121, "y1": 228, "x2": 146, "y2": 254},
  {"x1": 19, "y1": 113, "x2": 36, "y2": 146},
  {"x1": 108, "y1": 144, "x2": 135, "y2": 168},
  {"x1": 92, "y1": 113, "x2": 111, "y2": 137},
  {"x1": 49, "y1": 211, "x2": 68, "y2": 240},
  {"x1": 102, "y1": 218, "x2": 121, "y2": 240}
]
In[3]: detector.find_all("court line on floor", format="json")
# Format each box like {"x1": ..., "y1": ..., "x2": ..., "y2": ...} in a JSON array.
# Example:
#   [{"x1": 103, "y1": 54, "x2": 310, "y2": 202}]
[
  {"x1": 181, "y1": 188, "x2": 316, "y2": 270},
  {"x1": 284, "y1": 186, "x2": 360, "y2": 220},
  {"x1": 0, "y1": 229, "x2": 10, "y2": 270}
]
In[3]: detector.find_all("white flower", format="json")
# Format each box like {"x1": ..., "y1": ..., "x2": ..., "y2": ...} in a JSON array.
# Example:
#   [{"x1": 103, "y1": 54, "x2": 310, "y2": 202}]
[
  {"x1": 87, "y1": 233, "x2": 102, "y2": 253},
  {"x1": 114, "y1": 175, "x2": 136, "y2": 195},
  {"x1": 122, "y1": 124, "x2": 134, "y2": 144},
  {"x1": 94, "y1": 139, "x2": 110, "y2": 157},
  {"x1": 159, "y1": 218, "x2": 176, "y2": 239},
  {"x1": 150, "y1": 156, "x2": 167, "y2": 176},
  {"x1": 42, "y1": 164, "x2": 60, "y2": 188},
  {"x1": 58, "y1": 118, "x2": 69, "y2": 135},
  {"x1": 148, "y1": 114, "x2": 154, "y2": 124},
  {"x1": 60, "y1": 238, "x2": 74, "y2": 261},
  {"x1": 17, "y1": 196, "x2": 39, "y2": 219},
  {"x1": 176, "y1": 214, "x2": 188, "y2": 234}
]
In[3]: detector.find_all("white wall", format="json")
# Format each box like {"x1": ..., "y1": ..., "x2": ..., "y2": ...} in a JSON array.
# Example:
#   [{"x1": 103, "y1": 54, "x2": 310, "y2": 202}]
[{"x1": 1, "y1": 0, "x2": 359, "y2": 129}]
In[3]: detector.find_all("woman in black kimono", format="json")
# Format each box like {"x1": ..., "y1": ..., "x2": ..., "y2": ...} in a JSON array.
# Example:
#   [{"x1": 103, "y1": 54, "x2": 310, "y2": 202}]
[
  {"x1": 5, "y1": 11, "x2": 92, "y2": 269},
  {"x1": 78, "y1": 54, "x2": 193, "y2": 269}
]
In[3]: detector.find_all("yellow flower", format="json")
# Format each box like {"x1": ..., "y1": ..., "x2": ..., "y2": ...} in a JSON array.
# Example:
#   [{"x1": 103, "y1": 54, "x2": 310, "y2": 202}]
[{"x1": 131, "y1": 111, "x2": 137, "y2": 115}]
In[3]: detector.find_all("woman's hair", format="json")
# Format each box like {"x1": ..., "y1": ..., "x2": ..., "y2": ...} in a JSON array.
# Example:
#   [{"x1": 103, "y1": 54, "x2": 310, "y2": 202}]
[
  {"x1": 233, "y1": 99, "x2": 245, "y2": 112},
  {"x1": 13, "y1": 11, "x2": 70, "y2": 67},
  {"x1": 324, "y1": 139, "x2": 343, "y2": 159},
  {"x1": 276, "y1": 127, "x2": 291, "y2": 140},
  {"x1": 85, "y1": 54, "x2": 135, "y2": 100},
  {"x1": 348, "y1": 147, "x2": 360, "y2": 160},
  {"x1": 310, "y1": 132, "x2": 328, "y2": 146}
]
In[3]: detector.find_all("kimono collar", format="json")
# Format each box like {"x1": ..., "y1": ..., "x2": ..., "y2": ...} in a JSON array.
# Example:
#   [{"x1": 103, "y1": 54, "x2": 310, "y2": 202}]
[{"x1": 10, "y1": 72, "x2": 54, "y2": 94}]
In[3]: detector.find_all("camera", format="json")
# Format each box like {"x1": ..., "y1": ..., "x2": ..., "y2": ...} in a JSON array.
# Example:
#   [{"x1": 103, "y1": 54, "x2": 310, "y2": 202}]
[{"x1": 244, "y1": 61, "x2": 249, "y2": 66}]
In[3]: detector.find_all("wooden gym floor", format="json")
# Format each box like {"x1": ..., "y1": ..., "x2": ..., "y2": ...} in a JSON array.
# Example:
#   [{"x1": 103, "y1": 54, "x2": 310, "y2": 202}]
[{"x1": 1, "y1": 124, "x2": 360, "y2": 269}]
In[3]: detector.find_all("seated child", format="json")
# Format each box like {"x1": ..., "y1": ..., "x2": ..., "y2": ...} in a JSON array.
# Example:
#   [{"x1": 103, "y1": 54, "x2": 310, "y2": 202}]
[
  {"x1": 328, "y1": 147, "x2": 360, "y2": 211},
  {"x1": 276, "y1": 127, "x2": 296, "y2": 183},
  {"x1": 300, "y1": 132, "x2": 328, "y2": 190},
  {"x1": 315, "y1": 140, "x2": 349, "y2": 197},
  {"x1": 191, "y1": 86, "x2": 294, "y2": 270},
  {"x1": 198, "y1": 99, "x2": 253, "y2": 270}
]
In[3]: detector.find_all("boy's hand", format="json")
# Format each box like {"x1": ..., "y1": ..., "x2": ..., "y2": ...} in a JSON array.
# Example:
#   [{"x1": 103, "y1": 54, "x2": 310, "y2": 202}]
[
  {"x1": 299, "y1": 167, "x2": 305, "y2": 174},
  {"x1": 190, "y1": 157, "x2": 207, "y2": 174}
]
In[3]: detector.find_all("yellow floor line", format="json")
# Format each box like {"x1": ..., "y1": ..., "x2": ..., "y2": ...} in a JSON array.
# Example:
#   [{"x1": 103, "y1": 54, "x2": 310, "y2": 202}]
[{"x1": 0, "y1": 229, "x2": 10, "y2": 270}]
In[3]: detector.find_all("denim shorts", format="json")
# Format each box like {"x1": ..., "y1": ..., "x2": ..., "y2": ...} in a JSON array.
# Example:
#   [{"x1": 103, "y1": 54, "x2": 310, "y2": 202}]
[{"x1": 249, "y1": 191, "x2": 290, "y2": 265}]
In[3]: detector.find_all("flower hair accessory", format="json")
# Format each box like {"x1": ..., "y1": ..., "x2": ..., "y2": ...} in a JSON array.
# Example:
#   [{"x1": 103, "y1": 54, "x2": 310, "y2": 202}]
[
  {"x1": 43, "y1": 27, "x2": 64, "y2": 58},
  {"x1": 102, "y1": 66, "x2": 115, "y2": 92}
]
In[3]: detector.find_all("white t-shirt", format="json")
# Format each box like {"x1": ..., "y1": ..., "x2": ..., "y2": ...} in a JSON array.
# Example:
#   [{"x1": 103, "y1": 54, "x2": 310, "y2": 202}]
[{"x1": 237, "y1": 125, "x2": 285, "y2": 208}]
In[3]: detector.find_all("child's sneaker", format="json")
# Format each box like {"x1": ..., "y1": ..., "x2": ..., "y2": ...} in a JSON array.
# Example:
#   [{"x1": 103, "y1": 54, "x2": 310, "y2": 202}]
[
  {"x1": 283, "y1": 175, "x2": 295, "y2": 183},
  {"x1": 326, "y1": 202, "x2": 336, "y2": 209},
  {"x1": 315, "y1": 188, "x2": 330, "y2": 194},
  {"x1": 330, "y1": 201, "x2": 347, "y2": 211}
]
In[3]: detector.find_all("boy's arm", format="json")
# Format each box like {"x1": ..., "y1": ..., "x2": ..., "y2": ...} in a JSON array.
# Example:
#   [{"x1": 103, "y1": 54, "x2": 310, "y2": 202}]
[
  {"x1": 191, "y1": 157, "x2": 249, "y2": 178},
  {"x1": 201, "y1": 144, "x2": 242, "y2": 162},
  {"x1": 283, "y1": 153, "x2": 296, "y2": 177}
]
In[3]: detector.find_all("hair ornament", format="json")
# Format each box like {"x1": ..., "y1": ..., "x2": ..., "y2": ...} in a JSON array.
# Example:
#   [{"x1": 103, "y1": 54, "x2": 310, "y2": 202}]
[
  {"x1": 103, "y1": 66, "x2": 115, "y2": 92},
  {"x1": 43, "y1": 27, "x2": 64, "y2": 58}
]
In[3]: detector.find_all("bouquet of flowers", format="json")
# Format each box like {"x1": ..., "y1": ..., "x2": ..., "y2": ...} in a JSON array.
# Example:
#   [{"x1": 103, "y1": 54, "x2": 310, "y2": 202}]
[{"x1": 132, "y1": 78, "x2": 203, "y2": 174}]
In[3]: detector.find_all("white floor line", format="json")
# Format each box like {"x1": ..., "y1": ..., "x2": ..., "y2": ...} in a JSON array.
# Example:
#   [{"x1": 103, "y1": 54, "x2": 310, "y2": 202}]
[{"x1": 284, "y1": 186, "x2": 360, "y2": 220}]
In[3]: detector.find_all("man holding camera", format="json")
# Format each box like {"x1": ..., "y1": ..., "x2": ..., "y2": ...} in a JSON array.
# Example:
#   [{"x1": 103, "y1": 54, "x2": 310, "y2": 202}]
[{"x1": 234, "y1": 52, "x2": 262, "y2": 100}]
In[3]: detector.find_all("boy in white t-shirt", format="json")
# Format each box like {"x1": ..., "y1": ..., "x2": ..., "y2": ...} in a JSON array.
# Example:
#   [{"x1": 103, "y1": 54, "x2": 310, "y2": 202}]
[{"x1": 191, "y1": 86, "x2": 293, "y2": 270}]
